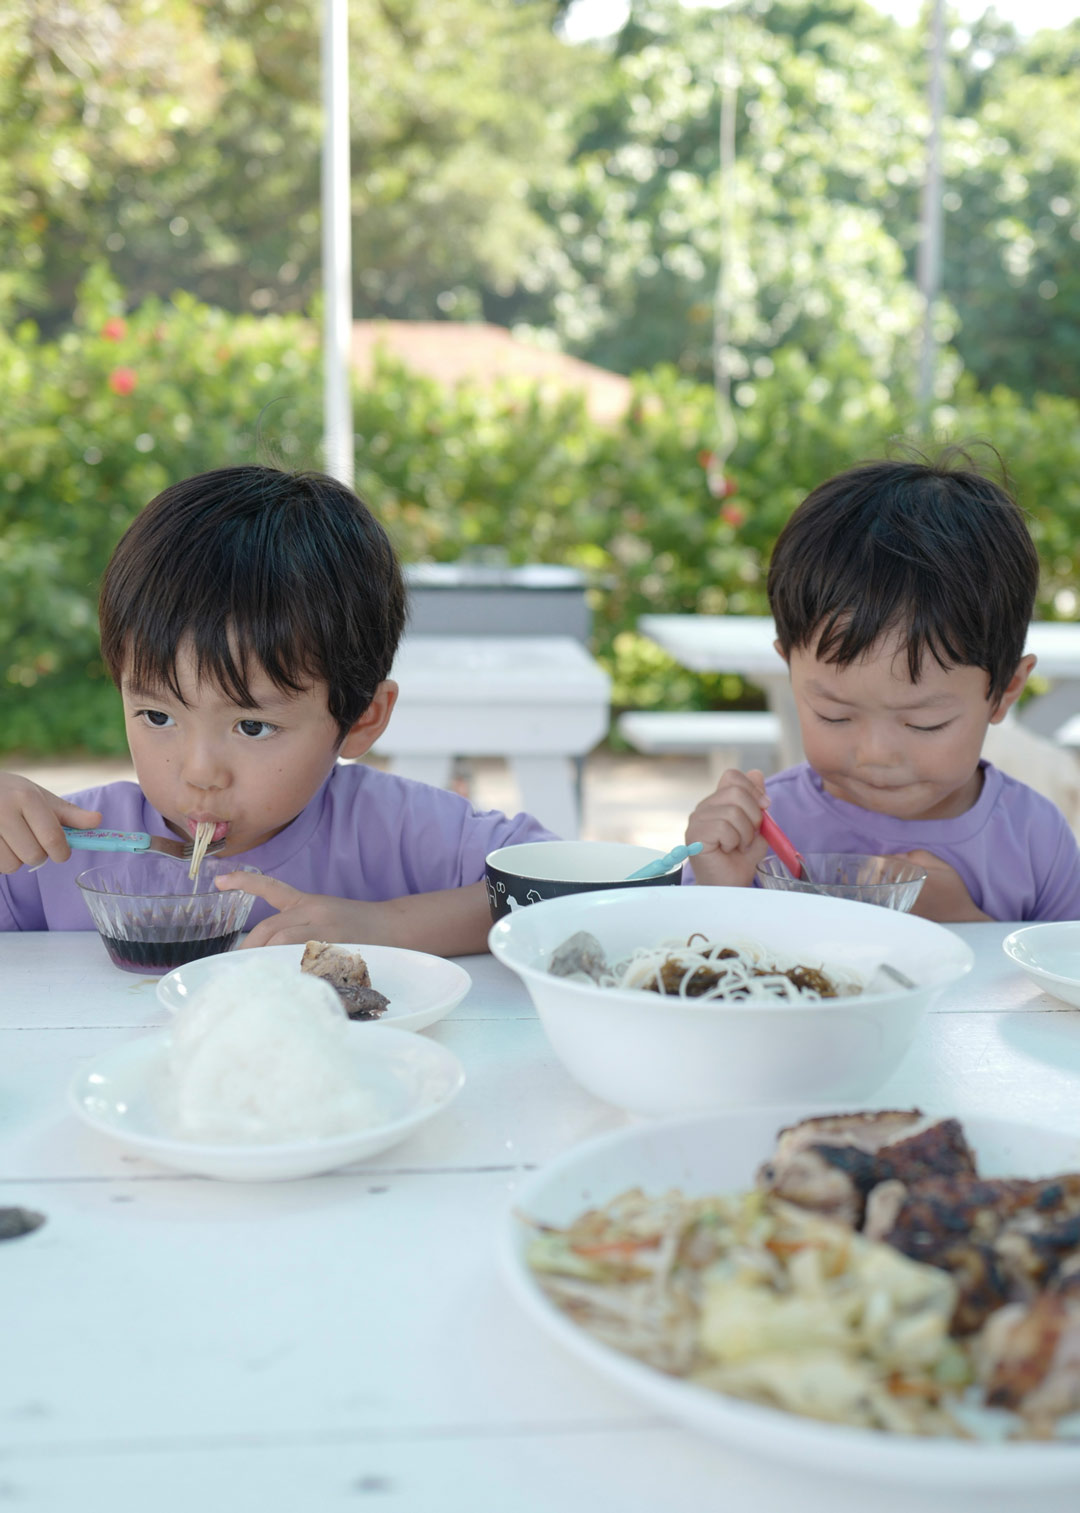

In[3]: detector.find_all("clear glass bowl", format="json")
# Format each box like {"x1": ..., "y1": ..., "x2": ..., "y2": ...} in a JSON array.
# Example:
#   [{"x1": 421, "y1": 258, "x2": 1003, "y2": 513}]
[
  {"x1": 756, "y1": 853, "x2": 927, "y2": 912},
  {"x1": 76, "y1": 854, "x2": 261, "y2": 975}
]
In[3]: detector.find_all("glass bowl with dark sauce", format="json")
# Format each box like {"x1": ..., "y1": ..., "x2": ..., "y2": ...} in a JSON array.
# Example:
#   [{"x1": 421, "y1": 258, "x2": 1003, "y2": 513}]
[{"x1": 76, "y1": 855, "x2": 261, "y2": 974}]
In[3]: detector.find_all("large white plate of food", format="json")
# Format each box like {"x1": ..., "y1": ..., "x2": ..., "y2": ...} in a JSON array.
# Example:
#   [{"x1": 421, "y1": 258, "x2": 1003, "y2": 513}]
[
  {"x1": 500, "y1": 1105, "x2": 1080, "y2": 1488},
  {"x1": 156, "y1": 940, "x2": 472, "y2": 1033}
]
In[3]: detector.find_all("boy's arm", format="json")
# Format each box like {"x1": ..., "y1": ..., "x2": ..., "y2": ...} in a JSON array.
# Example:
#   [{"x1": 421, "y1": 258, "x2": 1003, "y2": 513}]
[{"x1": 217, "y1": 874, "x2": 494, "y2": 956}]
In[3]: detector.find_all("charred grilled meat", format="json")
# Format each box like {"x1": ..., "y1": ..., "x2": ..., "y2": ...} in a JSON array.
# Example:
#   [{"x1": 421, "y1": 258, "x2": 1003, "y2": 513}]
[
  {"x1": 865, "y1": 1172, "x2": 1080, "y2": 1333},
  {"x1": 757, "y1": 1110, "x2": 977, "y2": 1228},
  {"x1": 976, "y1": 1267, "x2": 1080, "y2": 1425}
]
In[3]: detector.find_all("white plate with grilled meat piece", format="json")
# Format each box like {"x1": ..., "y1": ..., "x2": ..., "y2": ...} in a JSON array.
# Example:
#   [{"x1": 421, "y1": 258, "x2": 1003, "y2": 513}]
[
  {"x1": 156, "y1": 942, "x2": 471, "y2": 1032},
  {"x1": 500, "y1": 1106, "x2": 1080, "y2": 1490}
]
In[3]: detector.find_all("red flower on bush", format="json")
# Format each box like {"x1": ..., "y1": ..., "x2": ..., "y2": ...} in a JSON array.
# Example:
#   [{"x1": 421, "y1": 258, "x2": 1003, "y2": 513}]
[
  {"x1": 102, "y1": 318, "x2": 127, "y2": 342},
  {"x1": 707, "y1": 471, "x2": 739, "y2": 500},
  {"x1": 720, "y1": 502, "x2": 747, "y2": 528},
  {"x1": 697, "y1": 448, "x2": 714, "y2": 470},
  {"x1": 108, "y1": 367, "x2": 137, "y2": 396}
]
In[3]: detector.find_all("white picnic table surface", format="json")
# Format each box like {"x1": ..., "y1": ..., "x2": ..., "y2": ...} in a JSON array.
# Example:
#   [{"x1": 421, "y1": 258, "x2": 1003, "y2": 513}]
[
  {"x1": 640, "y1": 614, "x2": 1080, "y2": 764},
  {"x1": 2, "y1": 927, "x2": 1079, "y2": 1513}
]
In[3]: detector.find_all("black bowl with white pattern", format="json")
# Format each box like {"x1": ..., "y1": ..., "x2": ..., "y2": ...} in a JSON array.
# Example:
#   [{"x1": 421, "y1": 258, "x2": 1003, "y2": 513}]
[{"x1": 485, "y1": 841, "x2": 682, "y2": 923}]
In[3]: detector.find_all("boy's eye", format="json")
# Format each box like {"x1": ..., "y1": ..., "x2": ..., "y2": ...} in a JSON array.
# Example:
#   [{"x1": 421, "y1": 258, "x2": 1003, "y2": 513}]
[
  {"x1": 237, "y1": 719, "x2": 277, "y2": 739},
  {"x1": 817, "y1": 714, "x2": 850, "y2": 725},
  {"x1": 138, "y1": 708, "x2": 174, "y2": 728},
  {"x1": 909, "y1": 720, "x2": 952, "y2": 733}
]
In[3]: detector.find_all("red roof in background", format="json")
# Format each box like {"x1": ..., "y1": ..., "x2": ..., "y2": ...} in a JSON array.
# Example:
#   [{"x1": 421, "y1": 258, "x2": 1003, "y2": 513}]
[{"x1": 351, "y1": 320, "x2": 632, "y2": 424}]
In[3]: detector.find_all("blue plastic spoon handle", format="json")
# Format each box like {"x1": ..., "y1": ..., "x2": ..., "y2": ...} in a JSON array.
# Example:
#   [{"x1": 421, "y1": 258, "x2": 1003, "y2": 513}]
[
  {"x1": 62, "y1": 827, "x2": 151, "y2": 852},
  {"x1": 626, "y1": 842, "x2": 703, "y2": 881}
]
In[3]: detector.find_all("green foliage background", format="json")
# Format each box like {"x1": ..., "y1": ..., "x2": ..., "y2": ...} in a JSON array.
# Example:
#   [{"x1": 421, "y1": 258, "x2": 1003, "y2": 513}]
[
  {"x1": 4, "y1": 1, "x2": 1080, "y2": 757},
  {"x1": 4, "y1": 271, "x2": 1080, "y2": 756}
]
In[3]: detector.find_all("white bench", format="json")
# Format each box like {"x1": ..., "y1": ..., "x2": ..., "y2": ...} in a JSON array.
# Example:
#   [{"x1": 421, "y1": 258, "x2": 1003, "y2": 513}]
[
  {"x1": 374, "y1": 635, "x2": 611, "y2": 839},
  {"x1": 616, "y1": 710, "x2": 781, "y2": 780}
]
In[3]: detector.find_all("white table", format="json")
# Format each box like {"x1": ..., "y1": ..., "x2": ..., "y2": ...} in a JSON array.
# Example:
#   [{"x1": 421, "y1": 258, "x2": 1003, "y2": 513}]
[
  {"x1": 373, "y1": 636, "x2": 611, "y2": 839},
  {"x1": 640, "y1": 614, "x2": 1080, "y2": 761},
  {"x1": 3, "y1": 928, "x2": 1080, "y2": 1512}
]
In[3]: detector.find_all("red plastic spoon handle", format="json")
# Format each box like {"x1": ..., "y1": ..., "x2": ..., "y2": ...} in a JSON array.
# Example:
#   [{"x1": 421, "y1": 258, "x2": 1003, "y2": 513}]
[{"x1": 759, "y1": 811, "x2": 804, "y2": 880}]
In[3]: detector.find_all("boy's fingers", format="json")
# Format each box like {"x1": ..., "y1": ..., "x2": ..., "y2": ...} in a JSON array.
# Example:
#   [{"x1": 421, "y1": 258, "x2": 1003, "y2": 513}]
[
  {"x1": 216, "y1": 872, "x2": 303, "y2": 911},
  {"x1": 0, "y1": 814, "x2": 50, "y2": 870},
  {"x1": 55, "y1": 801, "x2": 102, "y2": 828},
  {"x1": 29, "y1": 796, "x2": 101, "y2": 861},
  {"x1": 242, "y1": 921, "x2": 312, "y2": 949},
  {"x1": 745, "y1": 768, "x2": 770, "y2": 805},
  {"x1": 901, "y1": 848, "x2": 942, "y2": 870}
]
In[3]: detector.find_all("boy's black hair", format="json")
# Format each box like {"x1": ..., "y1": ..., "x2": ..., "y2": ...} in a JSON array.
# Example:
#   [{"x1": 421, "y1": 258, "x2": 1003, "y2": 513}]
[
  {"x1": 99, "y1": 465, "x2": 407, "y2": 740},
  {"x1": 767, "y1": 449, "x2": 1039, "y2": 704}
]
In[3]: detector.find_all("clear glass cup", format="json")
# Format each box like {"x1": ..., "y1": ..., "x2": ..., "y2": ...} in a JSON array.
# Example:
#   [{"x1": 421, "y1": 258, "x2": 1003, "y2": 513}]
[
  {"x1": 76, "y1": 854, "x2": 262, "y2": 974},
  {"x1": 756, "y1": 853, "x2": 927, "y2": 912}
]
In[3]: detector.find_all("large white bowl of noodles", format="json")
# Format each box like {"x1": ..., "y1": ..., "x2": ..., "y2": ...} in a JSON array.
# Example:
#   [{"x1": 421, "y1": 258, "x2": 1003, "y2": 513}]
[{"x1": 488, "y1": 886, "x2": 973, "y2": 1116}]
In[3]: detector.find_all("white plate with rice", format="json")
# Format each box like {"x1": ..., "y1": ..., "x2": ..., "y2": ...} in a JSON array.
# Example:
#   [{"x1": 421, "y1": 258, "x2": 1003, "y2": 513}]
[
  {"x1": 156, "y1": 942, "x2": 472, "y2": 1032},
  {"x1": 70, "y1": 1022, "x2": 465, "y2": 1182}
]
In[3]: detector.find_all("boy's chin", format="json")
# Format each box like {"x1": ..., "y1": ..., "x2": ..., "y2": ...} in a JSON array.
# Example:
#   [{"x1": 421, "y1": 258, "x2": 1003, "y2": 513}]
[{"x1": 823, "y1": 776, "x2": 924, "y2": 816}]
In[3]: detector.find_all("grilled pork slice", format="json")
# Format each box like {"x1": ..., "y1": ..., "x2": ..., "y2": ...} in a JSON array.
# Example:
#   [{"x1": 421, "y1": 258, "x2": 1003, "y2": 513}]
[
  {"x1": 757, "y1": 1111, "x2": 977, "y2": 1228},
  {"x1": 300, "y1": 940, "x2": 391, "y2": 1020},
  {"x1": 865, "y1": 1173, "x2": 1080, "y2": 1334},
  {"x1": 976, "y1": 1267, "x2": 1080, "y2": 1425}
]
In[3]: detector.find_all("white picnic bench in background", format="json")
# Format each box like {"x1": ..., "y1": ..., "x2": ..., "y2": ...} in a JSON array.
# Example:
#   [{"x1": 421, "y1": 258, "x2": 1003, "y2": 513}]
[
  {"x1": 374, "y1": 635, "x2": 610, "y2": 840},
  {"x1": 631, "y1": 614, "x2": 1080, "y2": 775},
  {"x1": 372, "y1": 565, "x2": 610, "y2": 839}
]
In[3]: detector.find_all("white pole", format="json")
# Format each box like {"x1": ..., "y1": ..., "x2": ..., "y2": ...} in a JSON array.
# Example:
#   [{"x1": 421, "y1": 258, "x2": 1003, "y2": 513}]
[
  {"x1": 321, "y1": 0, "x2": 354, "y2": 486},
  {"x1": 917, "y1": 0, "x2": 946, "y2": 417}
]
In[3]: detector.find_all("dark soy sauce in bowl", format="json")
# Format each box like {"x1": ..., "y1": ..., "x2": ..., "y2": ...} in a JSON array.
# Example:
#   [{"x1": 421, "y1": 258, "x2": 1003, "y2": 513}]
[{"x1": 99, "y1": 931, "x2": 242, "y2": 973}]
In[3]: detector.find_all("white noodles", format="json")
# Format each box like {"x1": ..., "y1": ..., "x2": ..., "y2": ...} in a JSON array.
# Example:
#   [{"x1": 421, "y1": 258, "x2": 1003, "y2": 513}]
[{"x1": 187, "y1": 819, "x2": 215, "y2": 885}]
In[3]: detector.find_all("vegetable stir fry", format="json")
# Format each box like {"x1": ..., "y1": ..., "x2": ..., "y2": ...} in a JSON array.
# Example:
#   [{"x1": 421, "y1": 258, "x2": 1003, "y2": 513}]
[{"x1": 528, "y1": 1188, "x2": 970, "y2": 1435}]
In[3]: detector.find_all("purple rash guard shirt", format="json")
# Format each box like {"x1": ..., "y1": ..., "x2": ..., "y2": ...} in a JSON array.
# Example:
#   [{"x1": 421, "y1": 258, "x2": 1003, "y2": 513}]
[
  {"x1": 763, "y1": 761, "x2": 1080, "y2": 923},
  {"x1": 0, "y1": 761, "x2": 557, "y2": 933}
]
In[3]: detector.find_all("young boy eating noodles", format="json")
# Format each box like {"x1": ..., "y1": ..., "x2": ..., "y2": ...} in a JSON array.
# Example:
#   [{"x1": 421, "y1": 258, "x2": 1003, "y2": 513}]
[
  {"x1": 0, "y1": 465, "x2": 555, "y2": 952},
  {"x1": 687, "y1": 454, "x2": 1080, "y2": 922}
]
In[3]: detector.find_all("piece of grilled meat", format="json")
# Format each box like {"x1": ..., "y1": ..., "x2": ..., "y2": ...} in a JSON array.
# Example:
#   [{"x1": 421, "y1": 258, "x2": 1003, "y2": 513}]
[
  {"x1": 757, "y1": 1110, "x2": 978, "y2": 1228},
  {"x1": 865, "y1": 1172, "x2": 1080, "y2": 1333},
  {"x1": 975, "y1": 1264, "x2": 1080, "y2": 1424}
]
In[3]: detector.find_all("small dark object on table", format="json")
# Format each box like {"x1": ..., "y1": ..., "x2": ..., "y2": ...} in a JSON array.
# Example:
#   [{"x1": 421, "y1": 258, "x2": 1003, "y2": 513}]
[{"x1": 0, "y1": 1207, "x2": 46, "y2": 1241}]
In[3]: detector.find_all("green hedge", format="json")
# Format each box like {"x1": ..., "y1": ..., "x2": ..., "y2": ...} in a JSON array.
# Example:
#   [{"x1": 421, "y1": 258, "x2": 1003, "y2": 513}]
[{"x1": 4, "y1": 269, "x2": 1080, "y2": 756}]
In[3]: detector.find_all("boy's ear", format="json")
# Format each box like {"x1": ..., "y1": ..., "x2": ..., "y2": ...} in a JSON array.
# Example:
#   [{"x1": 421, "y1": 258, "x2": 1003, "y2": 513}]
[
  {"x1": 773, "y1": 638, "x2": 789, "y2": 665},
  {"x1": 988, "y1": 654, "x2": 1037, "y2": 724},
  {"x1": 339, "y1": 680, "x2": 399, "y2": 758}
]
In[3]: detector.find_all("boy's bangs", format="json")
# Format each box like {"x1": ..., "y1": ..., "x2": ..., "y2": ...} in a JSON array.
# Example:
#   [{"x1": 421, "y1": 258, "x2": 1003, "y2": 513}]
[
  {"x1": 120, "y1": 613, "x2": 322, "y2": 712},
  {"x1": 813, "y1": 603, "x2": 973, "y2": 690}
]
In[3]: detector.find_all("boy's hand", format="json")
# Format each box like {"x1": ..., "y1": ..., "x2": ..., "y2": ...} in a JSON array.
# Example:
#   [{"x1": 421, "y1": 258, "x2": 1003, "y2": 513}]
[
  {"x1": 686, "y1": 767, "x2": 770, "y2": 887},
  {"x1": 0, "y1": 773, "x2": 101, "y2": 873},
  {"x1": 900, "y1": 849, "x2": 991, "y2": 924},
  {"x1": 217, "y1": 874, "x2": 394, "y2": 949},
  {"x1": 216, "y1": 874, "x2": 493, "y2": 956}
]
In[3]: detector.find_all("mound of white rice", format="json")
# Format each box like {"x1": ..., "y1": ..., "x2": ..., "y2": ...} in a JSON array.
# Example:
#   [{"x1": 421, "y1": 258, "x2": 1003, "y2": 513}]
[{"x1": 163, "y1": 960, "x2": 384, "y2": 1143}]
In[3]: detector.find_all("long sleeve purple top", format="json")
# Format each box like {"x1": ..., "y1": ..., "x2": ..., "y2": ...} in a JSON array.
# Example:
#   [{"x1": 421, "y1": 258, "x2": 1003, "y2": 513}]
[
  {"x1": 0, "y1": 762, "x2": 557, "y2": 932},
  {"x1": 764, "y1": 761, "x2": 1080, "y2": 923}
]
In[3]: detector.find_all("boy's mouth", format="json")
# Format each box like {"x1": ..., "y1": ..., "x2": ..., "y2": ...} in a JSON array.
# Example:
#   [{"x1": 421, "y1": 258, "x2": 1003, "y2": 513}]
[{"x1": 185, "y1": 817, "x2": 231, "y2": 844}]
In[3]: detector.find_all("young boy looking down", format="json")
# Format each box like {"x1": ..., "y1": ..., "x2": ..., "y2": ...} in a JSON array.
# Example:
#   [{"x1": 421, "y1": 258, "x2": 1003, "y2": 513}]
[
  {"x1": 0, "y1": 466, "x2": 555, "y2": 952},
  {"x1": 687, "y1": 454, "x2": 1080, "y2": 922}
]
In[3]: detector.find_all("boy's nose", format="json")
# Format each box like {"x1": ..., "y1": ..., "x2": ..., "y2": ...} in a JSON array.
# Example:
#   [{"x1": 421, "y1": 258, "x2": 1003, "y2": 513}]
[
  {"x1": 181, "y1": 740, "x2": 229, "y2": 791},
  {"x1": 854, "y1": 725, "x2": 900, "y2": 768}
]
